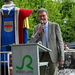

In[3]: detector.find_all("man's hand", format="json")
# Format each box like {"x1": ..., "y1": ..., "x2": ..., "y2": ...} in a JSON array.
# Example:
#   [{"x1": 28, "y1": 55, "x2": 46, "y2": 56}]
[{"x1": 37, "y1": 24, "x2": 44, "y2": 34}]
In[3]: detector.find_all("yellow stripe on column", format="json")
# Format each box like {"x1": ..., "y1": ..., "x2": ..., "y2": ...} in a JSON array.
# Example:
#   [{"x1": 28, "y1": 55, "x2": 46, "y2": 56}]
[{"x1": 23, "y1": 17, "x2": 29, "y2": 29}]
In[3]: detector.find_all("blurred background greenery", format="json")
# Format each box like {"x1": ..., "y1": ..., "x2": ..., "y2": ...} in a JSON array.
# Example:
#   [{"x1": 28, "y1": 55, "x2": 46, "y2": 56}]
[{"x1": 1, "y1": 0, "x2": 75, "y2": 43}]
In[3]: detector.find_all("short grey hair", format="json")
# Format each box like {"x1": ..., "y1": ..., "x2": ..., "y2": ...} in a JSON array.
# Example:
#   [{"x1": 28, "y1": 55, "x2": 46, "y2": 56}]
[{"x1": 37, "y1": 8, "x2": 48, "y2": 16}]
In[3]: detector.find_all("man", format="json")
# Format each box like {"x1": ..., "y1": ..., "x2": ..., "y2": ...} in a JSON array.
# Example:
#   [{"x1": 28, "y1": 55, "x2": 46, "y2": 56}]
[
  {"x1": 64, "y1": 44, "x2": 69, "y2": 50},
  {"x1": 29, "y1": 8, "x2": 64, "y2": 75}
]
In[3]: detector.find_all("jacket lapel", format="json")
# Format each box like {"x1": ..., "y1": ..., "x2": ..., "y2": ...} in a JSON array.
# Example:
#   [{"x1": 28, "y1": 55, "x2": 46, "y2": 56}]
[{"x1": 48, "y1": 22, "x2": 51, "y2": 47}]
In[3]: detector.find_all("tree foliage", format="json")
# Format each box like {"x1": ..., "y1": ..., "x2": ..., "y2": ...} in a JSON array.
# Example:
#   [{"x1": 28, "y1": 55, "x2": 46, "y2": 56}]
[{"x1": 0, "y1": 0, "x2": 75, "y2": 43}]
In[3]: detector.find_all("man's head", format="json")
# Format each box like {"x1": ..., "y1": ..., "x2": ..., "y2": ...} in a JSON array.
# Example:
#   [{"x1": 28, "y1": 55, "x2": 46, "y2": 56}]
[
  {"x1": 37, "y1": 8, "x2": 48, "y2": 24},
  {"x1": 64, "y1": 44, "x2": 69, "y2": 50}
]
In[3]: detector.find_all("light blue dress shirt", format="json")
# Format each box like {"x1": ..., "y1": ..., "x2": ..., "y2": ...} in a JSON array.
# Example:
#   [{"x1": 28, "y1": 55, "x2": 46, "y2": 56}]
[{"x1": 44, "y1": 22, "x2": 48, "y2": 47}]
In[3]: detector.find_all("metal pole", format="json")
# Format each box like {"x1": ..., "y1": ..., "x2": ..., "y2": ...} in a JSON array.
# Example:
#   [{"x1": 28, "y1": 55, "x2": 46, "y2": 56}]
[
  {"x1": 63, "y1": 19, "x2": 68, "y2": 43},
  {"x1": 64, "y1": 23, "x2": 66, "y2": 42}
]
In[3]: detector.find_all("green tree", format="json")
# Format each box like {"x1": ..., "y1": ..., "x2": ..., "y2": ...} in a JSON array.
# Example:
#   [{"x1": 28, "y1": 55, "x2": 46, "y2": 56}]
[
  {"x1": 1, "y1": 0, "x2": 75, "y2": 42},
  {"x1": 60, "y1": 0, "x2": 75, "y2": 42}
]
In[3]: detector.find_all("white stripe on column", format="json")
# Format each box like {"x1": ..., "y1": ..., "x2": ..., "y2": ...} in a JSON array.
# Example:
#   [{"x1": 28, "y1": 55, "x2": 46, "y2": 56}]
[{"x1": 14, "y1": 7, "x2": 19, "y2": 44}]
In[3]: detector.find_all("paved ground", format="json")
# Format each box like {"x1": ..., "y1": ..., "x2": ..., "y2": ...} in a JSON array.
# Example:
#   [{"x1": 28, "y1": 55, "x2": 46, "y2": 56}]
[{"x1": 58, "y1": 69, "x2": 75, "y2": 75}]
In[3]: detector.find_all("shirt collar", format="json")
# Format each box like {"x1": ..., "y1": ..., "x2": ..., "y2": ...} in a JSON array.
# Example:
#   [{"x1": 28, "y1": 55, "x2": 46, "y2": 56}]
[{"x1": 44, "y1": 22, "x2": 48, "y2": 28}]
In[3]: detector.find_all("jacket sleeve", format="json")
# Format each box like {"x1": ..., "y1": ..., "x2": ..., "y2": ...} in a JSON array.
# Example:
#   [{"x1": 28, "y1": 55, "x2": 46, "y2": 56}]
[
  {"x1": 56, "y1": 24, "x2": 64, "y2": 61},
  {"x1": 29, "y1": 25, "x2": 41, "y2": 43}
]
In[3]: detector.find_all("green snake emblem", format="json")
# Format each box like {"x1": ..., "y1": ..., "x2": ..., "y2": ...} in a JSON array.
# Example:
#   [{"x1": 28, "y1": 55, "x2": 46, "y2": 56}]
[{"x1": 16, "y1": 55, "x2": 33, "y2": 70}]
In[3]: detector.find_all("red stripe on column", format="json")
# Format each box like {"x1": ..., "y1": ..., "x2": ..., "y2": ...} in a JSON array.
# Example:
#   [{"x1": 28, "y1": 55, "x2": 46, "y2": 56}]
[{"x1": 4, "y1": 25, "x2": 12, "y2": 27}]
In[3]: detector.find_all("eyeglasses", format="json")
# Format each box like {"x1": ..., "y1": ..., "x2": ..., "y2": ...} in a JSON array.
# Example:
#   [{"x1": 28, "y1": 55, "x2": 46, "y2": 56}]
[{"x1": 38, "y1": 15, "x2": 46, "y2": 18}]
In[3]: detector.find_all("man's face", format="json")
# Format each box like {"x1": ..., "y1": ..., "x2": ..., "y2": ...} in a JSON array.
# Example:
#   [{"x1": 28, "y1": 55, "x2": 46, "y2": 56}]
[{"x1": 38, "y1": 12, "x2": 48, "y2": 24}]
